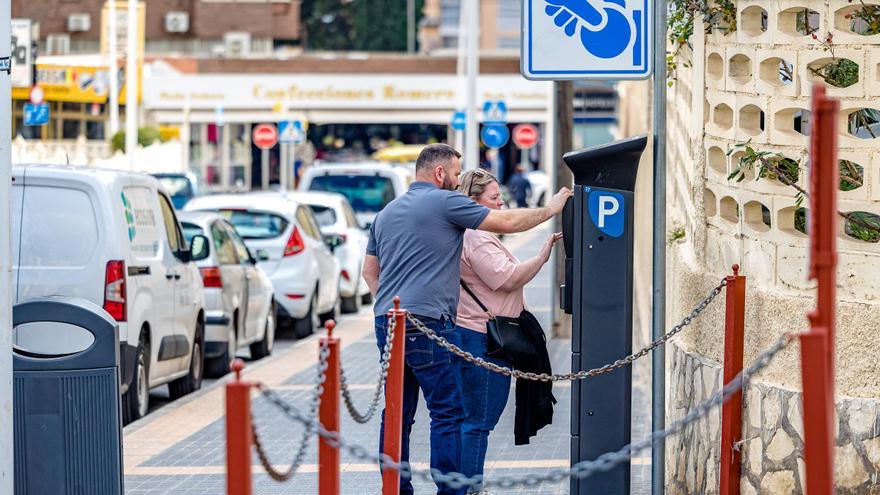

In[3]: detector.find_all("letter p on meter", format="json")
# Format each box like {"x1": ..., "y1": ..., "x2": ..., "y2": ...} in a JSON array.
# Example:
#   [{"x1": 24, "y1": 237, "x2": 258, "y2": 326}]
[{"x1": 588, "y1": 190, "x2": 625, "y2": 238}]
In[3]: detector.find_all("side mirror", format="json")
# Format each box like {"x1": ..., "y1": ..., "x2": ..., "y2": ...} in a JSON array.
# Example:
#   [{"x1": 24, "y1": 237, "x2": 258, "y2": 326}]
[
  {"x1": 255, "y1": 249, "x2": 270, "y2": 262},
  {"x1": 190, "y1": 234, "x2": 210, "y2": 262},
  {"x1": 323, "y1": 234, "x2": 346, "y2": 252}
]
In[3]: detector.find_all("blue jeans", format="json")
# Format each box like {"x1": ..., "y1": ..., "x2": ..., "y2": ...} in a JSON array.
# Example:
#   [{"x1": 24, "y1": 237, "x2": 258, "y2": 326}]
[
  {"x1": 457, "y1": 326, "x2": 512, "y2": 493},
  {"x1": 375, "y1": 314, "x2": 467, "y2": 495}
]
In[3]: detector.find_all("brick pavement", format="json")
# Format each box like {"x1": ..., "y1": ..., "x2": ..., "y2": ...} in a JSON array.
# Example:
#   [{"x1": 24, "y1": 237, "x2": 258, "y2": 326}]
[{"x1": 123, "y1": 224, "x2": 654, "y2": 494}]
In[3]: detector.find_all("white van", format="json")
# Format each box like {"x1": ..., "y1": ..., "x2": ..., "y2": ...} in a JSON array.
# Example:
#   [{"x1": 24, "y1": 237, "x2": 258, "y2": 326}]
[{"x1": 11, "y1": 165, "x2": 209, "y2": 424}]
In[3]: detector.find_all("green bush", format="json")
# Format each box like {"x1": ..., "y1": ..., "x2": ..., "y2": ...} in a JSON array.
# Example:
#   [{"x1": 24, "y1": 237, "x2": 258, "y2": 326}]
[{"x1": 111, "y1": 126, "x2": 167, "y2": 153}]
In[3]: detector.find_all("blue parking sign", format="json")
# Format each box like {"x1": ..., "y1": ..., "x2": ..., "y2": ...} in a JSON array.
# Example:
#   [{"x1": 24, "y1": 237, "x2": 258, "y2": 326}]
[
  {"x1": 587, "y1": 189, "x2": 625, "y2": 238},
  {"x1": 480, "y1": 124, "x2": 509, "y2": 149},
  {"x1": 24, "y1": 103, "x2": 49, "y2": 126},
  {"x1": 521, "y1": 0, "x2": 653, "y2": 80},
  {"x1": 451, "y1": 111, "x2": 466, "y2": 131}
]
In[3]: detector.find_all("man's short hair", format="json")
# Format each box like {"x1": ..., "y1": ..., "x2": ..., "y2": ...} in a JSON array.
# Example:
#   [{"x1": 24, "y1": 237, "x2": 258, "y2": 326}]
[{"x1": 415, "y1": 143, "x2": 462, "y2": 174}]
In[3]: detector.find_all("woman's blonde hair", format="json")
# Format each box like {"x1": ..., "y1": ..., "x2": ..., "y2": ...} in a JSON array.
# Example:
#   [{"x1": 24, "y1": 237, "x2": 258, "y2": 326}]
[{"x1": 459, "y1": 169, "x2": 499, "y2": 200}]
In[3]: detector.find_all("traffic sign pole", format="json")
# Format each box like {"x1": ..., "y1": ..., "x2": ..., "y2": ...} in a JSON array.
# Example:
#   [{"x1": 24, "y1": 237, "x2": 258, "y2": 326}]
[{"x1": 0, "y1": 2, "x2": 14, "y2": 492}]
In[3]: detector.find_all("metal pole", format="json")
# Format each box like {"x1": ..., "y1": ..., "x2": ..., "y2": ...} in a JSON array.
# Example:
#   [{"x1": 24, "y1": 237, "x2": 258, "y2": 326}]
[
  {"x1": 261, "y1": 149, "x2": 269, "y2": 191},
  {"x1": 280, "y1": 143, "x2": 288, "y2": 192},
  {"x1": 651, "y1": 0, "x2": 668, "y2": 492},
  {"x1": 290, "y1": 143, "x2": 297, "y2": 190},
  {"x1": 464, "y1": 0, "x2": 479, "y2": 170},
  {"x1": 406, "y1": 0, "x2": 415, "y2": 53},
  {"x1": 124, "y1": 0, "x2": 138, "y2": 170},
  {"x1": 454, "y1": 0, "x2": 467, "y2": 151},
  {"x1": 108, "y1": 0, "x2": 119, "y2": 136},
  {"x1": 719, "y1": 265, "x2": 746, "y2": 495},
  {"x1": 382, "y1": 297, "x2": 406, "y2": 495},
  {"x1": 0, "y1": 2, "x2": 14, "y2": 491},
  {"x1": 318, "y1": 321, "x2": 340, "y2": 495},
  {"x1": 225, "y1": 360, "x2": 253, "y2": 495}
]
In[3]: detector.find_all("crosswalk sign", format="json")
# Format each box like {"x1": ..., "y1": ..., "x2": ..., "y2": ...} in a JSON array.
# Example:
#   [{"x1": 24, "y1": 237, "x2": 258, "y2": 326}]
[{"x1": 279, "y1": 120, "x2": 306, "y2": 144}]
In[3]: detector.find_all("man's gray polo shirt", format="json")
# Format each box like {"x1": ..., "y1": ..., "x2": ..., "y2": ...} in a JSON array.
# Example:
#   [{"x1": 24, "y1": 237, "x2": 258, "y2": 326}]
[{"x1": 367, "y1": 181, "x2": 491, "y2": 321}]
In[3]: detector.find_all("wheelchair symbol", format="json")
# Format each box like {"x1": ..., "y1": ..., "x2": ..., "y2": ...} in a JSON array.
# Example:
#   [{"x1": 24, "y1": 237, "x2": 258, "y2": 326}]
[{"x1": 544, "y1": 0, "x2": 638, "y2": 60}]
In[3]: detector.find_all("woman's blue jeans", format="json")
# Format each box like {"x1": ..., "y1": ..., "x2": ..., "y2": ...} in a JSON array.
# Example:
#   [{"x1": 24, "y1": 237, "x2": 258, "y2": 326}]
[{"x1": 457, "y1": 326, "x2": 512, "y2": 492}]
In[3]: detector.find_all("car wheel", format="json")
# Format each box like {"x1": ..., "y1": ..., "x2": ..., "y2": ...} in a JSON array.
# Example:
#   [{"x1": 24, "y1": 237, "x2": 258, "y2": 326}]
[
  {"x1": 341, "y1": 293, "x2": 360, "y2": 314},
  {"x1": 206, "y1": 316, "x2": 237, "y2": 378},
  {"x1": 169, "y1": 319, "x2": 205, "y2": 399},
  {"x1": 122, "y1": 331, "x2": 150, "y2": 425},
  {"x1": 293, "y1": 291, "x2": 317, "y2": 339},
  {"x1": 250, "y1": 303, "x2": 276, "y2": 359},
  {"x1": 361, "y1": 292, "x2": 373, "y2": 305}
]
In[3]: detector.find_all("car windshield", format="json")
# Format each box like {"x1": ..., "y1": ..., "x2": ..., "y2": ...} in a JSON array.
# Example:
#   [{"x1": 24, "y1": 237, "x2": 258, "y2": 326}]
[
  {"x1": 308, "y1": 175, "x2": 395, "y2": 213},
  {"x1": 181, "y1": 222, "x2": 204, "y2": 242},
  {"x1": 156, "y1": 176, "x2": 193, "y2": 198},
  {"x1": 308, "y1": 205, "x2": 337, "y2": 227},
  {"x1": 217, "y1": 209, "x2": 289, "y2": 239}
]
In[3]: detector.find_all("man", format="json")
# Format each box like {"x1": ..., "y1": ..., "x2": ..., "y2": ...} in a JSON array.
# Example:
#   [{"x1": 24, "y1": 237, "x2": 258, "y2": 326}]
[
  {"x1": 363, "y1": 143, "x2": 571, "y2": 495},
  {"x1": 507, "y1": 165, "x2": 532, "y2": 208}
]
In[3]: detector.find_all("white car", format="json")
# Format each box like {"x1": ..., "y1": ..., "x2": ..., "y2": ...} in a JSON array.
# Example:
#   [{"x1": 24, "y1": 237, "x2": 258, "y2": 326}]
[
  {"x1": 185, "y1": 193, "x2": 341, "y2": 338},
  {"x1": 179, "y1": 212, "x2": 277, "y2": 377},
  {"x1": 298, "y1": 161, "x2": 413, "y2": 230},
  {"x1": 291, "y1": 191, "x2": 371, "y2": 313},
  {"x1": 11, "y1": 165, "x2": 209, "y2": 424},
  {"x1": 525, "y1": 170, "x2": 549, "y2": 207}
]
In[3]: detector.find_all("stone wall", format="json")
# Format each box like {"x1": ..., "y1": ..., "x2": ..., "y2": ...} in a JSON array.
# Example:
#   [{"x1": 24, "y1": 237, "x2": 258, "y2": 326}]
[
  {"x1": 667, "y1": 342, "x2": 880, "y2": 494},
  {"x1": 663, "y1": 0, "x2": 880, "y2": 492}
]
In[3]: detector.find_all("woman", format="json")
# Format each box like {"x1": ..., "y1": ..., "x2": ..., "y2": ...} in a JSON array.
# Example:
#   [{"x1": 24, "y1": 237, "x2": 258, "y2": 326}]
[{"x1": 455, "y1": 169, "x2": 561, "y2": 491}]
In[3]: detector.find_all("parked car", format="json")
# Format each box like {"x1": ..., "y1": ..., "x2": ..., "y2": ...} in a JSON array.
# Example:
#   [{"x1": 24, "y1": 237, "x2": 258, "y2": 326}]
[
  {"x1": 298, "y1": 161, "x2": 412, "y2": 230},
  {"x1": 179, "y1": 211, "x2": 277, "y2": 377},
  {"x1": 289, "y1": 191, "x2": 371, "y2": 312},
  {"x1": 525, "y1": 170, "x2": 549, "y2": 207},
  {"x1": 11, "y1": 165, "x2": 210, "y2": 424},
  {"x1": 153, "y1": 172, "x2": 204, "y2": 209},
  {"x1": 185, "y1": 193, "x2": 341, "y2": 338}
]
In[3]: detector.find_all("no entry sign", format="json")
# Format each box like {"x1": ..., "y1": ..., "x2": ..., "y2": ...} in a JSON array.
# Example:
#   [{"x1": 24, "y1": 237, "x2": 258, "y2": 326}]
[
  {"x1": 512, "y1": 124, "x2": 539, "y2": 149},
  {"x1": 252, "y1": 124, "x2": 278, "y2": 150}
]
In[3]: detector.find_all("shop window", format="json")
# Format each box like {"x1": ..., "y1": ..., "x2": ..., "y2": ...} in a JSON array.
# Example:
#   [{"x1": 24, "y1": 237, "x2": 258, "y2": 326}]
[
  {"x1": 62, "y1": 119, "x2": 81, "y2": 140},
  {"x1": 759, "y1": 57, "x2": 795, "y2": 86},
  {"x1": 86, "y1": 120, "x2": 105, "y2": 141},
  {"x1": 848, "y1": 108, "x2": 880, "y2": 139}
]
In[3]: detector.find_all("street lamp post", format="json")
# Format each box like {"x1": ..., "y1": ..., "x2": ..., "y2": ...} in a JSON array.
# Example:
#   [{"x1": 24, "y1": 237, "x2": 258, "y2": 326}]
[
  {"x1": 125, "y1": 0, "x2": 138, "y2": 170},
  {"x1": 464, "y1": 0, "x2": 479, "y2": 171}
]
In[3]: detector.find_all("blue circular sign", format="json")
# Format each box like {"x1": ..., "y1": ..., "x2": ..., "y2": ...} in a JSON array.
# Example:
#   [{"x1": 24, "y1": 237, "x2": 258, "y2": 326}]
[
  {"x1": 451, "y1": 111, "x2": 467, "y2": 131},
  {"x1": 480, "y1": 124, "x2": 509, "y2": 149}
]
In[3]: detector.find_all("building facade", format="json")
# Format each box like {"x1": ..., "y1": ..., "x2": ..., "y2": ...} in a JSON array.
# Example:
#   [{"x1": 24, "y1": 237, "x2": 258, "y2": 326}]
[{"x1": 657, "y1": 2, "x2": 880, "y2": 493}]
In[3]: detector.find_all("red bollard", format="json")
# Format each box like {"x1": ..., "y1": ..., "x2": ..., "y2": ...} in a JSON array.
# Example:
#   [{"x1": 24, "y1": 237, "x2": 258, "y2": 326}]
[
  {"x1": 800, "y1": 84, "x2": 838, "y2": 495},
  {"x1": 226, "y1": 359, "x2": 253, "y2": 495},
  {"x1": 319, "y1": 320, "x2": 341, "y2": 495},
  {"x1": 382, "y1": 297, "x2": 407, "y2": 495},
  {"x1": 719, "y1": 265, "x2": 746, "y2": 495}
]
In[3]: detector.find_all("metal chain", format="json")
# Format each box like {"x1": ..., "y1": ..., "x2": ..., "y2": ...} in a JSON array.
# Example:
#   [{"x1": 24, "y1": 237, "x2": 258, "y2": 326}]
[
  {"x1": 251, "y1": 339, "x2": 331, "y2": 481},
  {"x1": 406, "y1": 278, "x2": 729, "y2": 382},
  {"x1": 256, "y1": 331, "x2": 792, "y2": 490},
  {"x1": 339, "y1": 315, "x2": 396, "y2": 423}
]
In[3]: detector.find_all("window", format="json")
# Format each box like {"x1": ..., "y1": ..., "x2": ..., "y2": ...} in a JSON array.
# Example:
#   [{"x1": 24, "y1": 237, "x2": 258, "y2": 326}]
[
  {"x1": 309, "y1": 204, "x2": 337, "y2": 228},
  {"x1": 224, "y1": 222, "x2": 253, "y2": 264},
  {"x1": 218, "y1": 209, "x2": 289, "y2": 240},
  {"x1": 210, "y1": 221, "x2": 239, "y2": 265},
  {"x1": 296, "y1": 207, "x2": 322, "y2": 240},
  {"x1": 308, "y1": 175, "x2": 395, "y2": 214},
  {"x1": 343, "y1": 202, "x2": 360, "y2": 228},
  {"x1": 497, "y1": 1, "x2": 520, "y2": 31},
  {"x1": 181, "y1": 222, "x2": 204, "y2": 243},
  {"x1": 158, "y1": 194, "x2": 183, "y2": 253}
]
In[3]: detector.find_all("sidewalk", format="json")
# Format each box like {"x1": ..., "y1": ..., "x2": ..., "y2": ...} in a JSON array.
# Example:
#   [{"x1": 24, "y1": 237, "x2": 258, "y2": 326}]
[{"x1": 123, "y1": 224, "x2": 652, "y2": 494}]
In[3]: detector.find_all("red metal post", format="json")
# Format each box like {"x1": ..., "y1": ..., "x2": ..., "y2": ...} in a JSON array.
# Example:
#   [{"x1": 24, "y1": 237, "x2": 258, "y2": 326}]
[
  {"x1": 226, "y1": 359, "x2": 253, "y2": 495},
  {"x1": 382, "y1": 297, "x2": 406, "y2": 495},
  {"x1": 800, "y1": 84, "x2": 838, "y2": 495},
  {"x1": 319, "y1": 320, "x2": 341, "y2": 495},
  {"x1": 719, "y1": 264, "x2": 746, "y2": 495}
]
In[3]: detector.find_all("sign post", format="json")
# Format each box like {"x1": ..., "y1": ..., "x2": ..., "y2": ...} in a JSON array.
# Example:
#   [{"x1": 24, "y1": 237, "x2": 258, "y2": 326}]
[
  {"x1": 561, "y1": 135, "x2": 647, "y2": 495},
  {"x1": 1, "y1": 3, "x2": 14, "y2": 492},
  {"x1": 253, "y1": 124, "x2": 278, "y2": 191},
  {"x1": 279, "y1": 120, "x2": 306, "y2": 191}
]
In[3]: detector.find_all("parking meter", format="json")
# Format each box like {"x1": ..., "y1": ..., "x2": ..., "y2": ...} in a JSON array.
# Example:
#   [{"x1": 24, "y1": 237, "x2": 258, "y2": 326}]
[{"x1": 561, "y1": 135, "x2": 647, "y2": 495}]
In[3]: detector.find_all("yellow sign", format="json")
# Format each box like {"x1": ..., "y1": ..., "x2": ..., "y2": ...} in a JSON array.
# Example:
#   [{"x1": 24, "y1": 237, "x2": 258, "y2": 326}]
[{"x1": 11, "y1": 63, "x2": 140, "y2": 104}]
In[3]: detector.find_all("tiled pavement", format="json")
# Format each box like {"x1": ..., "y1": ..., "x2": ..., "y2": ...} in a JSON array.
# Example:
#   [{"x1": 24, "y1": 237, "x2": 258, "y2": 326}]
[{"x1": 123, "y1": 224, "x2": 654, "y2": 494}]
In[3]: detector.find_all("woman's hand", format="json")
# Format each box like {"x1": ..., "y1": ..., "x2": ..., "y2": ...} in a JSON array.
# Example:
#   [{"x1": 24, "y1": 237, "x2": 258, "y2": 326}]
[{"x1": 539, "y1": 232, "x2": 563, "y2": 262}]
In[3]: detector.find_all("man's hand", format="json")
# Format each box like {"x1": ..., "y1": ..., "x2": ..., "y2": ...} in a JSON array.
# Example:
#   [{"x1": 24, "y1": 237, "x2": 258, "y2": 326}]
[{"x1": 548, "y1": 187, "x2": 573, "y2": 214}]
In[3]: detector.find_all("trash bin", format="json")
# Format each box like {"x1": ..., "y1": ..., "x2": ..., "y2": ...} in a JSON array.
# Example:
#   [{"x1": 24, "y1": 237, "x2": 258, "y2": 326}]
[{"x1": 12, "y1": 296, "x2": 124, "y2": 495}]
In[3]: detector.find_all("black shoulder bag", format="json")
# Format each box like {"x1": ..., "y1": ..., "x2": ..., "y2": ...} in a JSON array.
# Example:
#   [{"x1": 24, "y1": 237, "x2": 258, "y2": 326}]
[{"x1": 459, "y1": 280, "x2": 543, "y2": 366}]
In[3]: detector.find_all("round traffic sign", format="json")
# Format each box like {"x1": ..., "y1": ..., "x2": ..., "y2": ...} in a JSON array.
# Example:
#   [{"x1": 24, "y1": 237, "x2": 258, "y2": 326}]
[
  {"x1": 512, "y1": 124, "x2": 539, "y2": 149},
  {"x1": 29, "y1": 86, "x2": 44, "y2": 105},
  {"x1": 252, "y1": 124, "x2": 278, "y2": 150},
  {"x1": 480, "y1": 124, "x2": 510, "y2": 149}
]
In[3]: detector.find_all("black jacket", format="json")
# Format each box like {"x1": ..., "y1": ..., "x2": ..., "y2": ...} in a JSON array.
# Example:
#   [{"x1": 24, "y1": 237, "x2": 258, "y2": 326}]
[{"x1": 513, "y1": 311, "x2": 556, "y2": 445}]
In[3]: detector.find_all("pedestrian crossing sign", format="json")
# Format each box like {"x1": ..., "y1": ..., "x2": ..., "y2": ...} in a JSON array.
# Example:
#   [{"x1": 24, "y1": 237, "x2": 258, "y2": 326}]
[{"x1": 279, "y1": 120, "x2": 307, "y2": 144}]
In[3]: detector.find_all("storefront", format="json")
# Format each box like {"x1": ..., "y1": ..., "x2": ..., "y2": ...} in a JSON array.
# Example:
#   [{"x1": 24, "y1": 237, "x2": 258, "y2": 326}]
[{"x1": 143, "y1": 72, "x2": 553, "y2": 189}]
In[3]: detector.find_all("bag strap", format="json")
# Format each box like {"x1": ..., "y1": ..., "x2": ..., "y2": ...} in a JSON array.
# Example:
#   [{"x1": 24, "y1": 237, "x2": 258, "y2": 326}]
[{"x1": 460, "y1": 280, "x2": 495, "y2": 319}]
